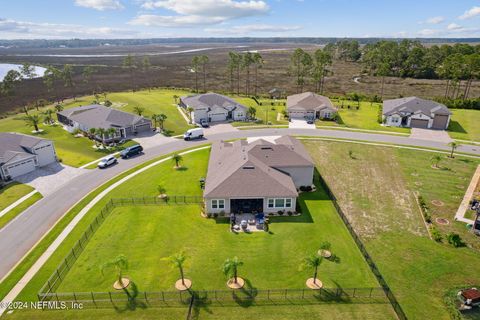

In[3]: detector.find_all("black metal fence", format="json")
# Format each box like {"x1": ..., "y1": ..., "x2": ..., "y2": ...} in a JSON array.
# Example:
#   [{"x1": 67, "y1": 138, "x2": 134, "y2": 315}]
[
  {"x1": 38, "y1": 287, "x2": 388, "y2": 309},
  {"x1": 38, "y1": 196, "x2": 203, "y2": 300},
  {"x1": 314, "y1": 172, "x2": 408, "y2": 320}
]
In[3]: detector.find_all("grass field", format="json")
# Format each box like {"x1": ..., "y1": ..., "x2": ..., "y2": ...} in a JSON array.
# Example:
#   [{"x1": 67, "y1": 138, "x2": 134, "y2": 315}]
[
  {"x1": 232, "y1": 97, "x2": 288, "y2": 126},
  {"x1": 0, "y1": 192, "x2": 42, "y2": 230},
  {"x1": 0, "y1": 183, "x2": 35, "y2": 212},
  {"x1": 448, "y1": 109, "x2": 480, "y2": 142},
  {"x1": 304, "y1": 140, "x2": 480, "y2": 319}
]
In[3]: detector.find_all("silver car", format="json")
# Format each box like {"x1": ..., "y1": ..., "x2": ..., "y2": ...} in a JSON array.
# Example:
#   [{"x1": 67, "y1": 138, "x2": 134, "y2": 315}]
[{"x1": 97, "y1": 155, "x2": 117, "y2": 168}]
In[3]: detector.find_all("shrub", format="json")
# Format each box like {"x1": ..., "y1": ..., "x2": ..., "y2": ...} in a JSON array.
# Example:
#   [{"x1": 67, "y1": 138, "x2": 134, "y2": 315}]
[
  {"x1": 287, "y1": 211, "x2": 293, "y2": 216},
  {"x1": 299, "y1": 186, "x2": 313, "y2": 192},
  {"x1": 446, "y1": 232, "x2": 464, "y2": 247},
  {"x1": 213, "y1": 213, "x2": 218, "y2": 218},
  {"x1": 431, "y1": 226, "x2": 442, "y2": 242},
  {"x1": 219, "y1": 210, "x2": 225, "y2": 217},
  {"x1": 206, "y1": 212, "x2": 212, "y2": 218},
  {"x1": 417, "y1": 195, "x2": 431, "y2": 223},
  {"x1": 277, "y1": 210, "x2": 284, "y2": 215}
]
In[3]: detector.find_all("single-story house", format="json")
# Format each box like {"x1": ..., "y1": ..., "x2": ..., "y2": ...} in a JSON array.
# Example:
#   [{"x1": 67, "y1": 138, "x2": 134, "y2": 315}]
[
  {"x1": 287, "y1": 92, "x2": 338, "y2": 120},
  {"x1": 204, "y1": 136, "x2": 314, "y2": 214},
  {"x1": 179, "y1": 93, "x2": 247, "y2": 124},
  {"x1": 382, "y1": 97, "x2": 452, "y2": 130},
  {"x1": 0, "y1": 132, "x2": 57, "y2": 180},
  {"x1": 268, "y1": 88, "x2": 284, "y2": 99},
  {"x1": 57, "y1": 104, "x2": 152, "y2": 141}
]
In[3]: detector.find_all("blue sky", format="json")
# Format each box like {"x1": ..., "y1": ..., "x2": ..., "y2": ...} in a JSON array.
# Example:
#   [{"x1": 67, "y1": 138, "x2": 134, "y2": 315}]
[{"x1": 0, "y1": 0, "x2": 480, "y2": 39}]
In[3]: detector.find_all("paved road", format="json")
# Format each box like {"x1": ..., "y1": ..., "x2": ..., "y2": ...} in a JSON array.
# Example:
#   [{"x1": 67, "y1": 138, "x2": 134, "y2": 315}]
[{"x1": 1, "y1": 127, "x2": 480, "y2": 280}]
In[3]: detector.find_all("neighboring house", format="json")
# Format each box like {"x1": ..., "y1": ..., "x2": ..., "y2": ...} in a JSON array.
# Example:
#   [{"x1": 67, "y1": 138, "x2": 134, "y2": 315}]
[
  {"x1": 287, "y1": 92, "x2": 338, "y2": 120},
  {"x1": 0, "y1": 132, "x2": 57, "y2": 180},
  {"x1": 179, "y1": 93, "x2": 247, "y2": 124},
  {"x1": 382, "y1": 97, "x2": 452, "y2": 130},
  {"x1": 57, "y1": 104, "x2": 152, "y2": 141},
  {"x1": 269, "y1": 88, "x2": 284, "y2": 99},
  {"x1": 204, "y1": 136, "x2": 314, "y2": 214}
]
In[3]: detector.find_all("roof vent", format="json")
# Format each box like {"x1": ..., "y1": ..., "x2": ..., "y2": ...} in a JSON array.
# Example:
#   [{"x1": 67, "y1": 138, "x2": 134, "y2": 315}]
[
  {"x1": 261, "y1": 147, "x2": 272, "y2": 150},
  {"x1": 243, "y1": 166, "x2": 255, "y2": 169}
]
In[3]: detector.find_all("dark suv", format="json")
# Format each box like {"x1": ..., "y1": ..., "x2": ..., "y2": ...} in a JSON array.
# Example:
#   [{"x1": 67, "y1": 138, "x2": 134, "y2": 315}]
[{"x1": 120, "y1": 144, "x2": 143, "y2": 159}]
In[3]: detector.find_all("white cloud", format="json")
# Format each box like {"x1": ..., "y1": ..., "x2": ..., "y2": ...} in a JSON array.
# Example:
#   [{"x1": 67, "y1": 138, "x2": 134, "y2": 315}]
[
  {"x1": 133, "y1": 0, "x2": 269, "y2": 27},
  {"x1": 447, "y1": 23, "x2": 462, "y2": 30},
  {"x1": 0, "y1": 18, "x2": 137, "y2": 39},
  {"x1": 425, "y1": 16, "x2": 444, "y2": 24},
  {"x1": 459, "y1": 6, "x2": 480, "y2": 19},
  {"x1": 74, "y1": 0, "x2": 124, "y2": 11},
  {"x1": 417, "y1": 28, "x2": 438, "y2": 36},
  {"x1": 205, "y1": 24, "x2": 302, "y2": 35}
]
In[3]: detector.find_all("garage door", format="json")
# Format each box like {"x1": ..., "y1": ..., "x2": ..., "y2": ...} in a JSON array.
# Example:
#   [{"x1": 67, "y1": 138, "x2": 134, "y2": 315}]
[
  {"x1": 432, "y1": 115, "x2": 449, "y2": 130},
  {"x1": 210, "y1": 113, "x2": 226, "y2": 122},
  {"x1": 5, "y1": 159, "x2": 36, "y2": 178},
  {"x1": 135, "y1": 123, "x2": 151, "y2": 133},
  {"x1": 289, "y1": 111, "x2": 305, "y2": 119},
  {"x1": 410, "y1": 119, "x2": 429, "y2": 128}
]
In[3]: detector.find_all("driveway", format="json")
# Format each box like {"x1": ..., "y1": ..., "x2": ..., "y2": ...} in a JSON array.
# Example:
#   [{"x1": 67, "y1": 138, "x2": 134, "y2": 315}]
[
  {"x1": 203, "y1": 122, "x2": 238, "y2": 136},
  {"x1": 133, "y1": 131, "x2": 173, "y2": 149},
  {"x1": 15, "y1": 163, "x2": 88, "y2": 196},
  {"x1": 289, "y1": 118, "x2": 316, "y2": 129},
  {"x1": 409, "y1": 128, "x2": 453, "y2": 143}
]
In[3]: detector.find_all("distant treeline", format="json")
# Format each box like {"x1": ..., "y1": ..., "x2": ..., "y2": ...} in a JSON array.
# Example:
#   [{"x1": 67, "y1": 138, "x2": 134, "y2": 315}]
[{"x1": 1, "y1": 37, "x2": 480, "y2": 49}]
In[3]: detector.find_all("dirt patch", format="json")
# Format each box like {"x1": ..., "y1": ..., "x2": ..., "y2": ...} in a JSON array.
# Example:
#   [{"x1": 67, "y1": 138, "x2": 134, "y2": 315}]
[
  {"x1": 431, "y1": 200, "x2": 444, "y2": 207},
  {"x1": 436, "y1": 218, "x2": 450, "y2": 225}
]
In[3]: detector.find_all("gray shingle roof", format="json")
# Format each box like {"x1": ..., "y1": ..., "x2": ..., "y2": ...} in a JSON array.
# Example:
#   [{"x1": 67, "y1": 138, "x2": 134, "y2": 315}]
[
  {"x1": 0, "y1": 132, "x2": 48, "y2": 165},
  {"x1": 181, "y1": 93, "x2": 247, "y2": 111},
  {"x1": 58, "y1": 104, "x2": 150, "y2": 129},
  {"x1": 287, "y1": 92, "x2": 337, "y2": 112},
  {"x1": 204, "y1": 136, "x2": 313, "y2": 198},
  {"x1": 382, "y1": 97, "x2": 451, "y2": 116}
]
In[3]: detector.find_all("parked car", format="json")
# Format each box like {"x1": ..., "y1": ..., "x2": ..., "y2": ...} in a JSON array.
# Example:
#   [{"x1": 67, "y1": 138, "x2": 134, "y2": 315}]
[
  {"x1": 184, "y1": 128, "x2": 204, "y2": 141},
  {"x1": 97, "y1": 155, "x2": 117, "y2": 168},
  {"x1": 200, "y1": 119, "x2": 209, "y2": 128},
  {"x1": 120, "y1": 144, "x2": 143, "y2": 159}
]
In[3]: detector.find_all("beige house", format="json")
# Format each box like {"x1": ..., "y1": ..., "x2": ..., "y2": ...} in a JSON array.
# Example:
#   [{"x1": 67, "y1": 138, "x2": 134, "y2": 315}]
[
  {"x1": 287, "y1": 92, "x2": 338, "y2": 120},
  {"x1": 204, "y1": 136, "x2": 314, "y2": 214},
  {"x1": 382, "y1": 97, "x2": 452, "y2": 130}
]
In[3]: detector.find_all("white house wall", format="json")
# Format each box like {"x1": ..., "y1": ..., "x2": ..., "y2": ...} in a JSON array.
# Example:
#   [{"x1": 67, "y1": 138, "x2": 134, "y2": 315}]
[
  {"x1": 205, "y1": 196, "x2": 297, "y2": 214},
  {"x1": 275, "y1": 166, "x2": 314, "y2": 188},
  {"x1": 32, "y1": 141, "x2": 56, "y2": 167}
]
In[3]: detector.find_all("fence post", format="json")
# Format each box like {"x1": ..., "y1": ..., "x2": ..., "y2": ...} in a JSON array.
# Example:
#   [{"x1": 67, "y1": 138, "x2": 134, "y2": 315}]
[
  {"x1": 91, "y1": 292, "x2": 95, "y2": 305},
  {"x1": 353, "y1": 288, "x2": 356, "y2": 298},
  {"x1": 302, "y1": 288, "x2": 305, "y2": 299},
  {"x1": 109, "y1": 292, "x2": 112, "y2": 302},
  {"x1": 144, "y1": 291, "x2": 148, "y2": 302},
  {"x1": 267, "y1": 289, "x2": 270, "y2": 300},
  {"x1": 73, "y1": 292, "x2": 77, "y2": 304},
  {"x1": 370, "y1": 287, "x2": 373, "y2": 297}
]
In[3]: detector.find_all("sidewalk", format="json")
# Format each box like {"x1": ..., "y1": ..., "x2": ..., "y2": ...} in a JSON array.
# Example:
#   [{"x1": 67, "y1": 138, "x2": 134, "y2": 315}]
[
  {"x1": 454, "y1": 164, "x2": 480, "y2": 224},
  {"x1": 0, "y1": 190, "x2": 38, "y2": 220}
]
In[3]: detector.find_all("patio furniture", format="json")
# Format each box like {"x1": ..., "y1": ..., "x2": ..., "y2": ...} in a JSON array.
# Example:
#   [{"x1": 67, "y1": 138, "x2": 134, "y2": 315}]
[
  {"x1": 248, "y1": 219, "x2": 256, "y2": 225},
  {"x1": 240, "y1": 220, "x2": 248, "y2": 230},
  {"x1": 255, "y1": 213, "x2": 265, "y2": 229}
]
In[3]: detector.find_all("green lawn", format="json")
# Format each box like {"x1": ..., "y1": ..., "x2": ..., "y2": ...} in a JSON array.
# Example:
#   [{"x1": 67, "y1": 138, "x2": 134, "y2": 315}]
[
  {"x1": 317, "y1": 99, "x2": 410, "y2": 134},
  {"x1": 231, "y1": 97, "x2": 288, "y2": 126},
  {"x1": 0, "y1": 192, "x2": 42, "y2": 230},
  {"x1": 0, "y1": 183, "x2": 35, "y2": 212},
  {"x1": 448, "y1": 109, "x2": 480, "y2": 142},
  {"x1": 304, "y1": 140, "x2": 480, "y2": 319}
]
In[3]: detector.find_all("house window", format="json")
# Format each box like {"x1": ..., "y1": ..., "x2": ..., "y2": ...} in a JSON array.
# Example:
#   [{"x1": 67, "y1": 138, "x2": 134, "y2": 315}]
[
  {"x1": 268, "y1": 199, "x2": 274, "y2": 208},
  {"x1": 212, "y1": 199, "x2": 225, "y2": 209},
  {"x1": 285, "y1": 198, "x2": 292, "y2": 208},
  {"x1": 275, "y1": 198, "x2": 285, "y2": 207}
]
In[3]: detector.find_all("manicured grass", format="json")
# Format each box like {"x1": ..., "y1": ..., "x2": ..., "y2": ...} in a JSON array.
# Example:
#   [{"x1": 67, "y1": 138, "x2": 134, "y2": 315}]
[
  {"x1": 0, "y1": 192, "x2": 42, "y2": 230},
  {"x1": 304, "y1": 140, "x2": 480, "y2": 319},
  {"x1": 57, "y1": 187, "x2": 376, "y2": 292},
  {"x1": 0, "y1": 183, "x2": 35, "y2": 212},
  {"x1": 317, "y1": 99, "x2": 410, "y2": 134},
  {"x1": 3, "y1": 302, "x2": 396, "y2": 320},
  {"x1": 448, "y1": 109, "x2": 480, "y2": 142}
]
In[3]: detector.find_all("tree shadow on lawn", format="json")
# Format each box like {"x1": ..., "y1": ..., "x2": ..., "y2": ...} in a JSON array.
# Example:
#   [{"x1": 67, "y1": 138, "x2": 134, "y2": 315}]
[
  {"x1": 448, "y1": 120, "x2": 468, "y2": 134},
  {"x1": 111, "y1": 282, "x2": 148, "y2": 313}
]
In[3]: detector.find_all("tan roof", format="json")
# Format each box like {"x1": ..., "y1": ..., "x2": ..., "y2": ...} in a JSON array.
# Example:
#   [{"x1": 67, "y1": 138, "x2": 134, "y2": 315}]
[
  {"x1": 204, "y1": 136, "x2": 313, "y2": 198},
  {"x1": 287, "y1": 92, "x2": 337, "y2": 112}
]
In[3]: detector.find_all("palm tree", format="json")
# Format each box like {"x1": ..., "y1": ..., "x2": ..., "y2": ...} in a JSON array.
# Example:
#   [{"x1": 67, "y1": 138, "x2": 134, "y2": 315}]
[
  {"x1": 173, "y1": 95, "x2": 179, "y2": 105},
  {"x1": 43, "y1": 109, "x2": 55, "y2": 125},
  {"x1": 158, "y1": 114, "x2": 167, "y2": 131},
  {"x1": 247, "y1": 106, "x2": 257, "y2": 120},
  {"x1": 54, "y1": 104, "x2": 64, "y2": 112},
  {"x1": 448, "y1": 141, "x2": 460, "y2": 158},
  {"x1": 101, "y1": 255, "x2": 129, "y2": 289},
  {"x1": 186, "y1": 107, "x2": 194, "y2": 123},
  {"x1": 96, "y1": 128, "x2": 106, "y2": 147},
  {"x1": 133, "y1": 106, "x2": 145, "y2": 116},
  {"x1": 301, "y1": 254, "x2": 322, "y2": 285},
  {"x1": 24, "y1": 114, "x2": 41, "y2": 132},
  {"x1": 157, "y1": 184, "x2": 167, "y2": 199},
  {"x1": 172, "y1": 153, "x2": 183, "y2": 168},
  {"x1": 151, "y1": 114, "x2": 159, "y2": 130},
  {"x1": 223, "y1": 256, "x2": 243, "y2": 284},
  {"x1": 167, "y1": 252, "x2": 188, "y2": 287},
  {"x1": 106, "y1": 128, "x2": 117, "y2": 142},
  {"x1": 430, "y1": 155, "x2": 442, "y2": 168},
  {"x1": 88, "y1": 127, "x2": 97, "y2": 140}
]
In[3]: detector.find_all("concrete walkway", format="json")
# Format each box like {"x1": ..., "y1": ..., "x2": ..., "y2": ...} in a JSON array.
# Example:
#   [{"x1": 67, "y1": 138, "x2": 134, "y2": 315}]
[
  {"x1": 455, "y1": 164, "x2": 480, "y2": 224},
  {"x1": 177, "y1": 105, "x2": 191, "y2": 124},
  {"x1": 0, "y1": 190, "x2": 38, "y2": 220},
  {"x1": 289, "y1": 118, "x2": 316, "y2": 129},
  {"x1": 0, "y1": 146, "x2": 210, "y2": 317}
]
